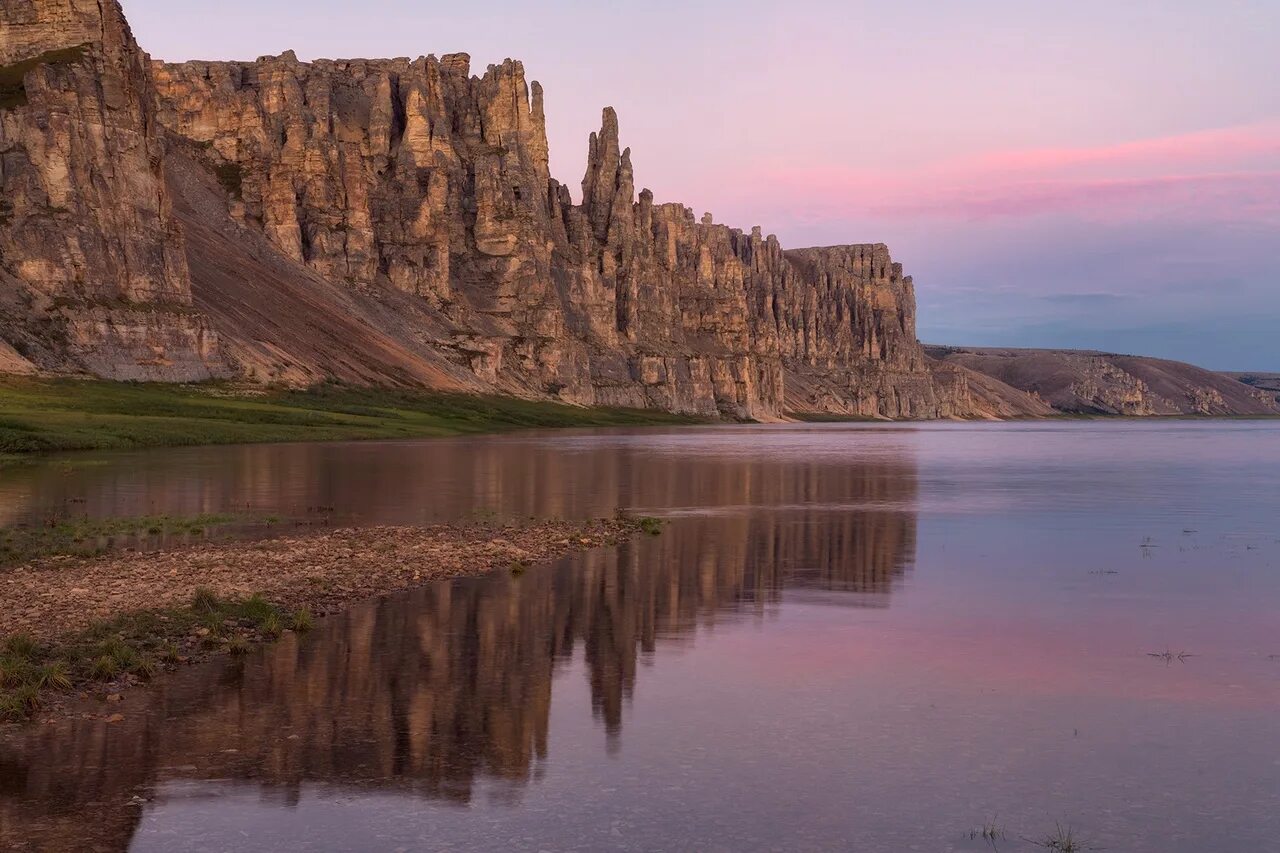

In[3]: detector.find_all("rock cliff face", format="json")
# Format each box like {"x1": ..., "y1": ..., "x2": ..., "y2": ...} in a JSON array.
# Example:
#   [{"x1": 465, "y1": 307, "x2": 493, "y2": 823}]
[
  {"x1": 0, "y1": 0, "x2": 1034, "y2": 418},
  {"x1": 0, "y1": 0, "x2": 228, "y2": 379}
]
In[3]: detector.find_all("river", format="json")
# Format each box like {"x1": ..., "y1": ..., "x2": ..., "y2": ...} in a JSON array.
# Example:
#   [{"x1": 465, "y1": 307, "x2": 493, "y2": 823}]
[{"x1": 1, "y1": 421, "x2": 1278, "y2": 851}]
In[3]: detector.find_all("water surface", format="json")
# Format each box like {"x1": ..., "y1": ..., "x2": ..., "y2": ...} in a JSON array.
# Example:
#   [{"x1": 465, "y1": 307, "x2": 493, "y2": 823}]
[{"x1": 1, "y1": 421, "x2": 1278, "y2": 851}]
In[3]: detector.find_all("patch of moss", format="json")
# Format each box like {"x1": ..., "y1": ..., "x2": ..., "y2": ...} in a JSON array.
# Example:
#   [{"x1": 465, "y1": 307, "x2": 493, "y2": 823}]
[
  {"x1": 637, "y1": 516, "x2": 665, "y2": 536},
  {"x1": 0, "y1": 590, "x2": 309, "y2": 723},
  {"x1": 0, "y1": 44, "x2": 90, "y2": 111},
  {"x1": 0, "y1": 512, "x2": 243, "y2": 566}
]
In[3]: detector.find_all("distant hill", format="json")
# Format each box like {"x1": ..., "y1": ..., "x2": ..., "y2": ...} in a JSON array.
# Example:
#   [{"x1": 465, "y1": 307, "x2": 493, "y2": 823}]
[
  {"x1": 924, "y1": 346, "x2": 1280, "y2": 416},
  {"x1": 1225, "y1": 372, "x2": 1280, "y2": 405}
]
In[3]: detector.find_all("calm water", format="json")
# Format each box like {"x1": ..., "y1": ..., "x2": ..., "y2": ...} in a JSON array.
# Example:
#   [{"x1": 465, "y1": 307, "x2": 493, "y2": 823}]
[{"x1": 1, "y1": 421, "x2": 1278, "y2": 852}]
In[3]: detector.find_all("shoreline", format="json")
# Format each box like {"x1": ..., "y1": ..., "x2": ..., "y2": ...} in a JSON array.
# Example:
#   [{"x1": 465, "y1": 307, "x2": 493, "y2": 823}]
[
  {"x1": 0, "y1": 377, "x2": 706, "y2": 463},
  {"x1": 4, "y1": 377, "x2": 1277, "y2": 468},
  {"x1": 0, "y1": 516, "x2": 654, "y2": 724}
]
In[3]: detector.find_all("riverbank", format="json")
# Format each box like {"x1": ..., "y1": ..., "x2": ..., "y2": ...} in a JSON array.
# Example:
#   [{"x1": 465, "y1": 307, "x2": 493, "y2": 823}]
[
  {"x1": 0, "y1": 516, "x2": 654, "y2": 722},
  {"x1": 0, "y1": 378, "x2": 704, "y2": 460}
]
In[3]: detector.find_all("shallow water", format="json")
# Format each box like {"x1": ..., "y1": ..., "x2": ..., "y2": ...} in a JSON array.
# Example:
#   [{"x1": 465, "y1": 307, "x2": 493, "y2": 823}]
[{"x1": 1, "y1": 421, "x2": 1279, "y2": 851}]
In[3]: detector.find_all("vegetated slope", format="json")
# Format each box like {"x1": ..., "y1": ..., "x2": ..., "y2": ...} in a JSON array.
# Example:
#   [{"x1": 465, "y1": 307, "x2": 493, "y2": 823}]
[
  {"x1": 0, "y1": 0, "x2": 1048, "y2": 420},
  {"x1": 926, "y1": 346, "x2": 1280, "y2": 416},
  {"x1": 1225, "y1": 372, "x2": 1280, "y2": 405}
]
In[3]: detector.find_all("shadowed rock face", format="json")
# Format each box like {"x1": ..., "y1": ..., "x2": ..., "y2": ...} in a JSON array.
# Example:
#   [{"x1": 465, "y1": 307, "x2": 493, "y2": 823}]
[{"x1": 0, "y1": 0, "x2": 1034, "y2": 418}]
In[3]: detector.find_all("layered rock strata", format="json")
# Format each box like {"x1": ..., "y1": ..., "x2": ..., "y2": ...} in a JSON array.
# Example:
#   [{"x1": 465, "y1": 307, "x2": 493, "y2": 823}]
[
  {"x1": 0, "y1": 0, "x2": 228, "y2": 379},
  {"x1": 1, "y1": 0, "x2": 1033, "y2": 418}
]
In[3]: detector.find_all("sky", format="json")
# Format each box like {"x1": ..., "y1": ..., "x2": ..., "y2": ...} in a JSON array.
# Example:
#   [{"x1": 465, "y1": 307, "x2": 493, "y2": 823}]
[{"x1": 127, "y1": 0, "x2": 1280, "y2": 369}]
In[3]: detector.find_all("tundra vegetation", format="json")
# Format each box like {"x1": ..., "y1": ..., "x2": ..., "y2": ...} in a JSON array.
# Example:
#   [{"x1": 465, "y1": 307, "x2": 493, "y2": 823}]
[{"x1": 0, "y1": 378, "x2": 703, "y2": 460}]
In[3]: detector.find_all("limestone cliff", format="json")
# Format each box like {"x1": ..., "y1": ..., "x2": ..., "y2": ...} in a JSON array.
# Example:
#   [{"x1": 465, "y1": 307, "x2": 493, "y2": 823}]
[
  {"x1": 0, "y1": 0, "x2": 1036, "y2": 418},
  {"x1": 0, "y1": 0, "x2": 228, "y2": 379}
]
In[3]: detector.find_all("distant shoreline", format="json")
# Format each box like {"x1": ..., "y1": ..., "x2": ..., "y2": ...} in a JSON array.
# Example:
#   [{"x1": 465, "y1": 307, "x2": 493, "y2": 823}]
[{"x1": 2, "y1": 377, "x2": 1278, "y2": 470}]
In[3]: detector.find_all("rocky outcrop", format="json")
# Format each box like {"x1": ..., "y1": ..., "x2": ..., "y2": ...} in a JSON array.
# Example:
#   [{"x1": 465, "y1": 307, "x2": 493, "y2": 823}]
[
  {"x1": 0, "y1": 0, "x2": 1035, "y2": 418},
  {"x1": 928, "y1": 346, "x2": 1280, "y2": 416},
  {"x1": 148, "y1": 50, "x2": 985, "y2": 418},
  {"x1": 0, "y1": 0, "x2": 229, "y2": 379}
]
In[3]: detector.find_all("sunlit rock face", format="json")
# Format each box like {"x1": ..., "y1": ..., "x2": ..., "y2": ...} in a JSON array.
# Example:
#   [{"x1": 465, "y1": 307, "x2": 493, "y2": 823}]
[
  {"x1": 150, "y1": 51, "x2": 973, "y2": 418},
  {"x1": 0, "y1": 0, "x2": 229, "y2": 379},
  {"x1": 1, "y1": 0, "x2": 1031, "y2": 417}
]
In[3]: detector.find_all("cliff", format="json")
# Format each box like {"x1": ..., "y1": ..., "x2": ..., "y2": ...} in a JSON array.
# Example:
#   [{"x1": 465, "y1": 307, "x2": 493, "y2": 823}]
[
  {"x1": 927, "y1": 346, "x2": 1280, "y2": 416},
  {"x1": 0, "y1": 0, "x2": 228, "y2": 380},
  {"x1": 0, "y1": 0, "x2": 1039, "y2": 419}
]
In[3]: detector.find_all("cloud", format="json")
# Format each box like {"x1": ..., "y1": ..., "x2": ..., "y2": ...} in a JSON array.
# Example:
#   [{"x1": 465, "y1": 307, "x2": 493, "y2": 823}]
[
  {"x1": 960, "y1": 121, "x2": 1280, "y2": 178},
  {"x1": 696, "y1": 120, "x2": 1280, "y2": 368},
  {"x1": 731, "y1": 121, "x2": 1280, "y2": 225},
  {"x1": 864, "y1": 172, "x2": 1280, "y2": 222}
]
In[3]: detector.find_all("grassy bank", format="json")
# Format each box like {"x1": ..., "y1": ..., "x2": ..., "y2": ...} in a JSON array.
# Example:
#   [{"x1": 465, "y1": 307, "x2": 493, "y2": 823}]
[
  {"x1": 0, "y1": 589, "x2": 312, "y2": 722},
  {"x1": 0, "y1": 378, "x2": 703, "y2": 459}
]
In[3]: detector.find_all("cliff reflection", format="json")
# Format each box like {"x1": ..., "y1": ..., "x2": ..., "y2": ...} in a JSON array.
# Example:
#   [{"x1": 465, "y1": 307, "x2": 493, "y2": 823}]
[
  {"x1": 0, "y1": 427, "x2": 917, "y2": 528},
  {"x1": 0, "y1": 436, "x2": 917, "y2": 850}
]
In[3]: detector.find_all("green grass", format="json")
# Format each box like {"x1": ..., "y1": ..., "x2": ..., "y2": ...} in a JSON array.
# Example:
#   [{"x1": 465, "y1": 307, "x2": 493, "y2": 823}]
[
  {"x1": 290, "y1": 607, "x2": 314, "y2": 633},
  {"x1": 0, "y1": 589, "x2": 310, "y2": 722},
  {"x1": 0, "y1": 44, "x2": 90, "y2": 111},
  {"x1": 0, "y1": 512, "x2": 241, "y2": 566},
  {"x1": 0, "y1": 377, "x2": 703, "y2": 459},
  {"x1": 637, "y1": 516, "x2": 665, "y2": 536}
]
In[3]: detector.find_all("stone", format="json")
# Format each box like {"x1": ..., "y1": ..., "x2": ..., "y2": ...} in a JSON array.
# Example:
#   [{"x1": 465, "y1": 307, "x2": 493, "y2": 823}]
[
  {"x1": 0, "y1": 0, "x2": 1046, "y2": 419},
  {"x1": 0, "y1": 0, "x2": 230, "y2": 380}
]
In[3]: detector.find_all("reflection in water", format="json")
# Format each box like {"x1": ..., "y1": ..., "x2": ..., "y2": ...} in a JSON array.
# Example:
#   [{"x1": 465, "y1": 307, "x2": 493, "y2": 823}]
[
  {"x1": 0, "y1": 437, "x2": 917, "y2": 851},
  {"x1": 0, "y1": 429, "x2": 918, "y2": 528},
  {"x1": 6, "y1": 422, "x2": 1279, "y2": 851}
]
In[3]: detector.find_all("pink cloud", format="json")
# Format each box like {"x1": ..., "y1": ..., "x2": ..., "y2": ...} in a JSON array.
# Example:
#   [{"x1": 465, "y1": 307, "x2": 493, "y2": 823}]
[
  {"x1": 864, "y1": 172, "x2": 1280, "y2": 221},
  {"x1": 723, "y1": 121, "x2": 1280, "y2": 225},
  {"x1": 962, "y1": 120, "x2": 1280, "y2": 178}
]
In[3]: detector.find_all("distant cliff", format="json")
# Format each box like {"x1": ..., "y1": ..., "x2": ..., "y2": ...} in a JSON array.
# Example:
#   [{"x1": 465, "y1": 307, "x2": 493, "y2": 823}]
[
  {"x1": 927, "y1": 346, "x2": 1280, "y2": 416},
  {"x1": 0, "y1": 0, "x2": 1042, "y2": 419}
]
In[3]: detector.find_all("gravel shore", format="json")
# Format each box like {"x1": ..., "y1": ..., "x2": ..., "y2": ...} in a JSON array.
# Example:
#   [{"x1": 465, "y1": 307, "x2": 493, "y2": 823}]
[{"x1": 1, "y1": 517, "x2": 644, "y2": 642}]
